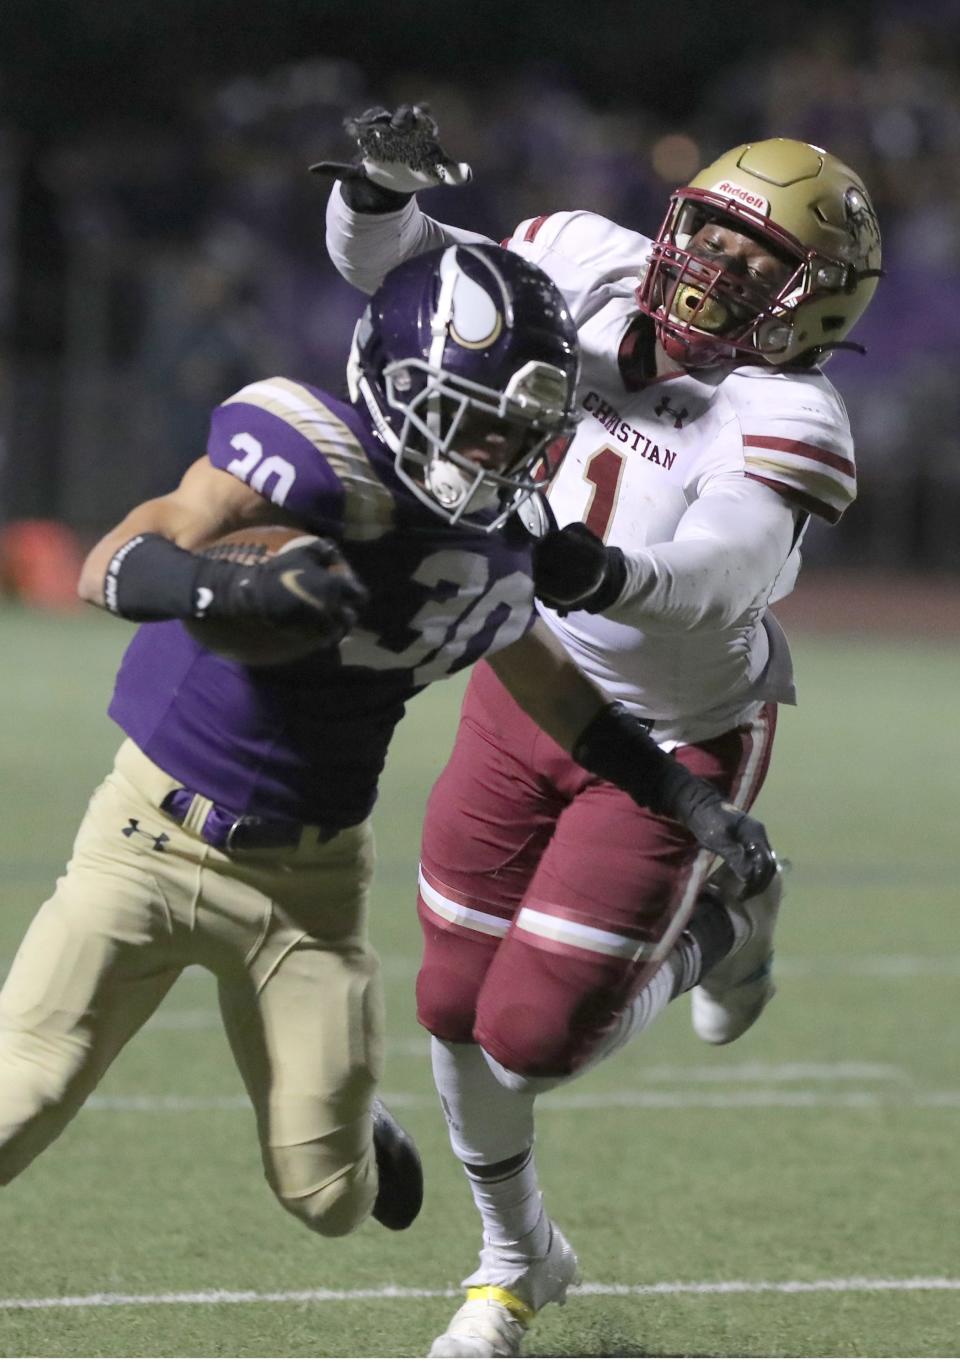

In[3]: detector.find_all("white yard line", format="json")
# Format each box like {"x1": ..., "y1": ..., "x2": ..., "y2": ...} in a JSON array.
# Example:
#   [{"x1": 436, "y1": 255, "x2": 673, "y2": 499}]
[
  {"x1": 628, "y1": 1061, "x2": 906, "y2": 1083},
  {"x1": 775, "y1": 954, "x2": 960, "y2": 978},
  {"x1": 377, "y1": 953, "x2": 960, "y2": 981},
  {"x1": 141, "y1": 1006, "x2": 918, "y2": 1087},
  {"x1": 2, "y1": 1276, "x2": 959, "y2": 1312},
  {"x1": 80, "y1": 1087, "x2": 960, "y2": 1113},
  {"x1": 4, "y1": 952, "x2": 960, "y2": 983}
]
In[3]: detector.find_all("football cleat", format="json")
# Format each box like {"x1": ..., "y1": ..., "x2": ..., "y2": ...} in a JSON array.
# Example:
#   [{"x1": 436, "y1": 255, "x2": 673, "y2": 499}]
[
  {"x1": 371, "y1": 1097, "x2": 424, "y2": 1231},
  {"x1": 691, "y1": 861, "x2": 786, "y2": 1045},
  {"x1": 428, "y1": 1222, "x2": 579, "y2": 1357}
]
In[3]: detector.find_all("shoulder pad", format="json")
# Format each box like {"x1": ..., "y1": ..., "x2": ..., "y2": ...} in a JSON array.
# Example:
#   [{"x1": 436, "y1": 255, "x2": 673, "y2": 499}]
[
  {"x1": 211, "y1": 377, "x2": 396, "y2": 539},
  {"x1": 508, "y1": 211, "x2": 651, "y2": 274}
]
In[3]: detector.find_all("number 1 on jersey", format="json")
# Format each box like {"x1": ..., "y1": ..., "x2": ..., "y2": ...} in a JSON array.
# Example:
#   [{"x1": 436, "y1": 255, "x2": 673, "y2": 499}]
[{"x1": 583, "y1": 446, "x2": 625, "y2": 541}]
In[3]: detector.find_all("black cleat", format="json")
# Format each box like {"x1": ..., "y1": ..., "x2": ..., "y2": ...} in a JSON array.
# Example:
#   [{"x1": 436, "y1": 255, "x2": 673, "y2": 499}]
[{"x1": 371, "y1": 1097, "x2": 423, "y2": 1231}]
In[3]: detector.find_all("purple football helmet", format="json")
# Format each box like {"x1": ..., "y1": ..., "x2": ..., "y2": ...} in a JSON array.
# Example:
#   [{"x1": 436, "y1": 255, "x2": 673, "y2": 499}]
[{"x1": 347, "y1": 243, "x2": 580, "y2": 530}]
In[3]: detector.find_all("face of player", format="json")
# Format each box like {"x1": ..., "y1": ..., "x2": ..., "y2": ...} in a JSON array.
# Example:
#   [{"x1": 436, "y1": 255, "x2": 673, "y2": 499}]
[
  {"x1": 417, "y1": 404, "x2": 545, "y2": 524},
  {"x1": 687, "y1": 220, "x2": 795, "y2": 313},
  {"x1": 657, "y1": 217, "x2": 797, "y2": 370},
  {"x1": 452, "y1": 412, "x2": 529, "y2": 473}
]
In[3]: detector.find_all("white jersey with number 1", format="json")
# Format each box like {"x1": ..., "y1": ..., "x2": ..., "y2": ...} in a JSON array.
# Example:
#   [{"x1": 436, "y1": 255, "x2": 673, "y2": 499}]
[{"x1": 326, "y1": 191, "x2": 859, "y2": 746}]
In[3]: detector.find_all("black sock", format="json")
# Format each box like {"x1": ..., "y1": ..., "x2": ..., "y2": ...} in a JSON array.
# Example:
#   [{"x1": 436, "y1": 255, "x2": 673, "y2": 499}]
[
  {"x1": 464, "y1": 1149, "x2": 532, "y2": 1184},
  {"x1": 679, "y1": 892, "x2": 735, "y2": 991}
]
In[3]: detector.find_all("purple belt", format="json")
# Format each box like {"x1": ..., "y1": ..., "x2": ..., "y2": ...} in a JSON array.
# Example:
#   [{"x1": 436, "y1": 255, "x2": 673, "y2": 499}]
[{"x1": 160, "y1": 788, "x2": 340, "y2": 853}]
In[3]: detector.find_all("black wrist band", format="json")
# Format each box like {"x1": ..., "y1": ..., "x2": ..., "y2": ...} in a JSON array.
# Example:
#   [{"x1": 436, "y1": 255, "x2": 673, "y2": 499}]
[
  {"x1": 104, "y1": 534, "x2": 211, "y2": 622},
  {"x1": 572, "y1": 701, "x2": 713, "y2": 817},
  {"x1": 572, "y1": 702, "x2": 663, "y2": 806},
  {"x1": 649, "y1": 765, "x2": 720, "y2": 827},
  {"x1": 339, "y1": 179, "x2": 414, "y2": 214}
]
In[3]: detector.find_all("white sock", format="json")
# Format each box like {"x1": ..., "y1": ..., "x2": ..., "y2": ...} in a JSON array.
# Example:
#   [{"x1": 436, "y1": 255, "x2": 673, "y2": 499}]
[
  {"x1": 574, "y1": 956, "x2": 679, "y2": 1076},
  {"x1": 430, "y1": 1037, "x2": 549, "y2": 1259},
  {"x1": 464, "y1": 1150, "x2": 551, "y2": 1261},
  {"x1": 431, "y1": 1036, "x2": 535, "y2": 1164},
  {"x1": 569, "y1": 902, "x2": 746, "y2": 1079},
  {"x1": 469, "y1": 954, "x2": 684, "y2": 1103}
]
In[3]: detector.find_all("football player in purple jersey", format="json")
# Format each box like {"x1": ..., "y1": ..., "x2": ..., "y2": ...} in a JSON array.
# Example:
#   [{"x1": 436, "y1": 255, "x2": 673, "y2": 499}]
[{"x1": 0, "y1": 245, "x2": 773, "y2": 1304}]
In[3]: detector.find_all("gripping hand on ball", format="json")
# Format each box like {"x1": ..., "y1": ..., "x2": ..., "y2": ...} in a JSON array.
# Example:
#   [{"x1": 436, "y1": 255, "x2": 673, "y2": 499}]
[
  {"x1": 101, "y1": 530, "x2": 366, "y2": 638},
  {"x1": 310, "y1": 103, "x2": 472, "y2": 212},
  {"x1": 198, "y1": 539, "x2": 369, "y2": 645}
]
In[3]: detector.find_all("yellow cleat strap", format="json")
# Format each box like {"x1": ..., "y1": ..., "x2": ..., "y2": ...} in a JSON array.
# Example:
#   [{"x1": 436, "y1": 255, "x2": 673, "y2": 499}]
[{"x1": 466, "y1": 1285, "x2": 535, "y2": 1327}]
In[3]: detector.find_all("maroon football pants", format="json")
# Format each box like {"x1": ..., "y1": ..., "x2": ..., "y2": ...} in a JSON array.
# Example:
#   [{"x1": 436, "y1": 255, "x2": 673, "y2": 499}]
[{"x1": 416, "y1": 661, "x2": 776, "y2": 1077}]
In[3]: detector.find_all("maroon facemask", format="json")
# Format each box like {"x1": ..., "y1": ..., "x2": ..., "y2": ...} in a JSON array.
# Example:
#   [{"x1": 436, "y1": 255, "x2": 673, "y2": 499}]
[{"x1": 636, "y1": 189, "x2": 813, "y2": 369}]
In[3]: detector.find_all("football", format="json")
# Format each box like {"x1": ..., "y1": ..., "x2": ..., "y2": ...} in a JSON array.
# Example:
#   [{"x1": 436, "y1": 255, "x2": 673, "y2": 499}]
[{"x1": 185, "y1": 525, "x2": 334, "y2": 666}]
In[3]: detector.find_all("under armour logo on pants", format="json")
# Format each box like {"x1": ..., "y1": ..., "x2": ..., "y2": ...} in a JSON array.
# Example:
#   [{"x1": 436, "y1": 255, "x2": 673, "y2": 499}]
[{"x1": 122, "y1": 818, "x2": 171, "y2": 852}]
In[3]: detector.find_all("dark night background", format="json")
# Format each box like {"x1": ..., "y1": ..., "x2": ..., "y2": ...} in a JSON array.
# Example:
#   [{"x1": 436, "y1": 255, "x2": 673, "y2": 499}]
[{"x1": 0, "y1": 0, "x2": 957, "y2": 580}]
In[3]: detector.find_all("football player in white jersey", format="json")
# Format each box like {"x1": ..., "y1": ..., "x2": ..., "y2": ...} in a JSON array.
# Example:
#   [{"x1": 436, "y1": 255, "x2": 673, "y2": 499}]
[{"x1": 318, "y1": 107, "x2": 882, "y2": 1357}]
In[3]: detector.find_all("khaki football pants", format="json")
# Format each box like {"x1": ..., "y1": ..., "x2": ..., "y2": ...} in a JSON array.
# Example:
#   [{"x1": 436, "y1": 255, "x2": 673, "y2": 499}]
[{"x1": 0, "y1": 738, "x2": 384, "y2": 1237}]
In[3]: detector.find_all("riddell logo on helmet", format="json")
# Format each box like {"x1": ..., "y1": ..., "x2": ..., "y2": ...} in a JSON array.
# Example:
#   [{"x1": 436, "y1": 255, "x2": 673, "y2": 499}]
[{"x1": 712, "y1": 181, "x2": 770, "y2": 215}]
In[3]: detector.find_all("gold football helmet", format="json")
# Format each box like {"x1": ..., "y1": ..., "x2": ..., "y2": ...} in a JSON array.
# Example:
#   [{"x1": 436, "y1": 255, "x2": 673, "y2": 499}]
[{"x1": 636, "y1": 138, "x2": 883, "y2": 367}]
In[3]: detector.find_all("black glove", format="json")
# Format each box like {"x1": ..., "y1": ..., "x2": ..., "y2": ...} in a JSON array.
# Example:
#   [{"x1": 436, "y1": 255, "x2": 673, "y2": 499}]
[
  {"x1": 200, "y1": 538, "x2": 368, "y2": 644},
  {"x1": 658, "y1": 774, "x2": 778, "y2": 898},
  {"x1": 310, "y1": 103, "x2": 472, "y2": 213},
  {"x1": 572, "y1": 702, "x2": 778, "y2": 899},
  {"x1": 104, "y1": 532, "x2": 366, "y2": 648},
  {"x1": 532, "y1": 522, "x2": 627, "y2": 615}
]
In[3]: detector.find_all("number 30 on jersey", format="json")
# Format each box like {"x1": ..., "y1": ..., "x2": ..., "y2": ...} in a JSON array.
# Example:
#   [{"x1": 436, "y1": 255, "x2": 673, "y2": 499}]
[{"x1": 340, "y1": 550, "x2": 533, "y2": 685}]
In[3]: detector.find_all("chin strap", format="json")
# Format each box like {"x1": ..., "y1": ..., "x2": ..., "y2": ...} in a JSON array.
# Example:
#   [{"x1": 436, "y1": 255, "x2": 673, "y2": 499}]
[
  {"x1": 820, "y1": 339, "x2": 868, "y2": 355},
  {"x1": 795, "y1": 339, "x2": 868, "y2": 368},
  {"x1": 424, "y1": 455, "x2": 474, "y2": 510}
]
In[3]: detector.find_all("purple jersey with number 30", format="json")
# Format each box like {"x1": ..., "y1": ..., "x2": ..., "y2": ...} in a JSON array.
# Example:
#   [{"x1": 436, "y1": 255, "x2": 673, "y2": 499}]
[{"x1": 109, "y1": 377, "x2": 536, "y2": 826}]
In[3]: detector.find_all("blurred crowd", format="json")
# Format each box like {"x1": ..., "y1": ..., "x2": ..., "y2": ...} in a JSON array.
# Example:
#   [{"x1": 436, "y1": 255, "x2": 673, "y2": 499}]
[{"x1": 2, "y1": 8, "x2": 960, "y2": 573}]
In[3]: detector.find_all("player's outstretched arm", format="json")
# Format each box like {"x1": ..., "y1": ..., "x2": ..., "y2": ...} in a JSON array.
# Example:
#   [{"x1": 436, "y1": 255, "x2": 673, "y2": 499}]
[
  {"x1": 532, "y1": 481, "x2": 800, "y2": 629},
  {"x1": 318, "y1": 103, "x2": 492, "y2": 295},
  {"x1": 78, "y1": 456, "x2": 367, "y2": 643},
  {"x1": 486, "y1": 620, "x2": 777, "y2": 897}
]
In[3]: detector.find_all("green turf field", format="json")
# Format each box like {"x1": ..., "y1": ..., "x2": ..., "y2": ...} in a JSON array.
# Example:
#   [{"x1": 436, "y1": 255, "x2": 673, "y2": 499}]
[{"x1": 0, "y1": 604, "x2": 958, "y2": 1357}]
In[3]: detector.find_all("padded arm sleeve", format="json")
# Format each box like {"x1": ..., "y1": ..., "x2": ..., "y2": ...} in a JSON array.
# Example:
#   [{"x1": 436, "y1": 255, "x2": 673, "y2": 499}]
[
  {"x1": 324, "y1": 183, "x2": 494, "y2": 296},
  {"x1": 606, "y1": 476, "x2": 799, "y2": 634}
]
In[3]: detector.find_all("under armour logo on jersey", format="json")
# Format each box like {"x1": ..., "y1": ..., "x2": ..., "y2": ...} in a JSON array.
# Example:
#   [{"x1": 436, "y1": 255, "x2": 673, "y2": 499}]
[
  {"x1": 122, "y1": 818, "x2": 171, "y2": 852},
  {"x1": 195, "y1": 586, "x2": 214, "y2": 616},
  {"x1": 654, "y1": 396, "x2": 689, "y2": 429}
]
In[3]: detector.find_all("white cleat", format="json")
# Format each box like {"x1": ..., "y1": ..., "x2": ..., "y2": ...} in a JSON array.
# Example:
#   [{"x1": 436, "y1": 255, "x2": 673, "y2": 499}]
[
  {"x1": 691, "y1": 862, "x2": 786, "y2": 1045},
  {"x1": 428, "y1": 1222, "x2": 579, "y2": 1357}
]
